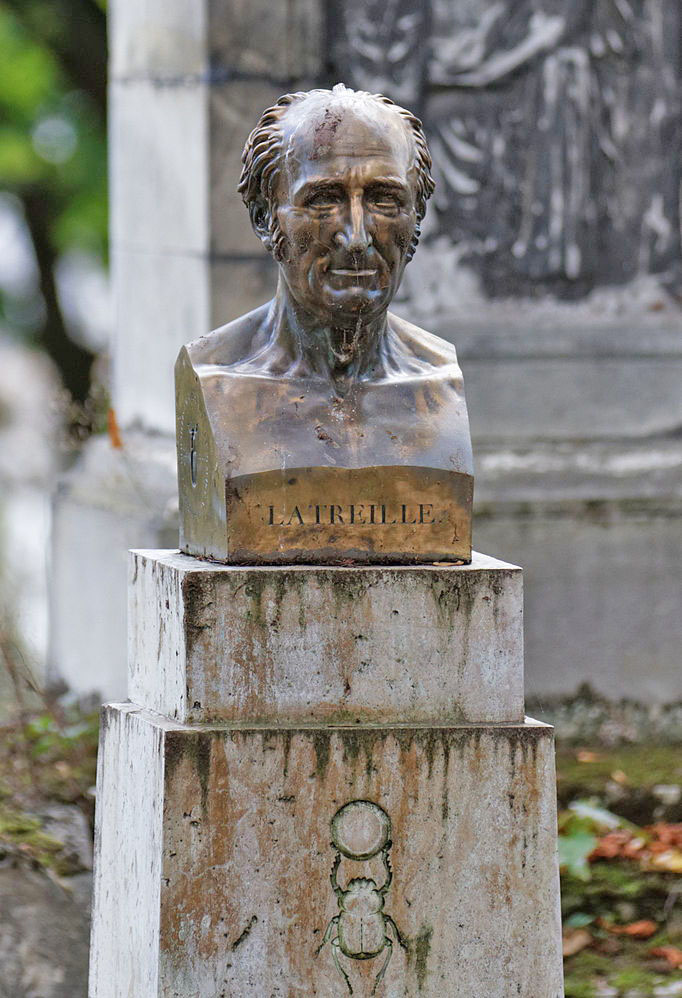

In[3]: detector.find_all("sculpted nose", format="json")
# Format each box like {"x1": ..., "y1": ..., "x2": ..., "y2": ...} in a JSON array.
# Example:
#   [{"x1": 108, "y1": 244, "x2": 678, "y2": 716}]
[{"x1": 336, "y1": 197, "x2": 372, "y2": 252}]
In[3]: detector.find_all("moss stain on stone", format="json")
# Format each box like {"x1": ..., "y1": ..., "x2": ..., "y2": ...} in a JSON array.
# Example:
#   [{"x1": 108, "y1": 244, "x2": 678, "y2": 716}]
[
  {"x1": 441, "y1": 738, "x2": 451, "y2": 821},
  {"x1": 413, "y1": 925, "x2": 433, "y2": 991},
  {"x1": 281, "y1": 728, "x2": 293, "y2": 778},
  {"x1": 242, "y1": 574, "x2": 266, "y2": 628},
  {"x1": 330, "y1": 571, "x2": 371, "y2": 606},
  {"x1": 165, "y1": 731, "x2": 213, "y2": 815},
  {"x1": 339, "y1": 729, "x2": 364, "y2": 769},
  {"x1": 312, "y1": 730, "x2": 331, "y2": 780}
]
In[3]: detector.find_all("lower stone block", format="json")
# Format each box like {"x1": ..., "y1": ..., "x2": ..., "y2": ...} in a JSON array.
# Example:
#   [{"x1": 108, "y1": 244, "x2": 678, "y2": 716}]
[{"x1": 90, "y1": 705, "x2": 564, "y2": 997}]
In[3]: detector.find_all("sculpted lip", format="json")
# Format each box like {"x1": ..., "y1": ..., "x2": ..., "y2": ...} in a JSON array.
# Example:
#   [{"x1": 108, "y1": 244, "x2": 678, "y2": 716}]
[{"x1": 329, "y1": 268, "x2": 378, "y2": 277}]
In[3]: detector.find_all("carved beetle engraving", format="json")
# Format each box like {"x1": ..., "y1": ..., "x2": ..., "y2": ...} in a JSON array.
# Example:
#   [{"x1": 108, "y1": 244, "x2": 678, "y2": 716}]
[{"x1": 317, "y1": 800, "x2": 407, "y2": 995}]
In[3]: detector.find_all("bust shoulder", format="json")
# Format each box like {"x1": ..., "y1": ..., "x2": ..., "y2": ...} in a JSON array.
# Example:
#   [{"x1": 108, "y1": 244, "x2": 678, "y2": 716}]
[
  {"x1": 184, "y1": 303, "x2": 271, "y2": 366},
  {"x1": 386, "y1": 312, "x2": 461, "y2": 370},
  {"x1": 181, "y1": 303, "x2": 461, "y2": 379}
]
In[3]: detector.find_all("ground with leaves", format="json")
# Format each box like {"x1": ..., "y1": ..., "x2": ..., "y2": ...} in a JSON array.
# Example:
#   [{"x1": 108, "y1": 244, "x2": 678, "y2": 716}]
[
  {"x1": 558, "y1": 746, "x2": 682, "y2": 997},
  {"x1": 0, "y1": 703, "x2": 98, "y2": 875}
]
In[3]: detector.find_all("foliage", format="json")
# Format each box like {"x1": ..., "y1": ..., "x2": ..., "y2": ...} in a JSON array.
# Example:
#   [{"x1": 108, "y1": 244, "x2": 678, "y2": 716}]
[
  {"x1": 1, "y1": 704, "x2": 99, "y2": 808},
  {"x1": 560, "y1": 746, "x2": 682, "y2": 997},
  {"x1": 0, "y1": 699, "x2": 99, "y2": 876},
  {"x1": 0, "y1": 0, "x2": 107, "y2": 402}
]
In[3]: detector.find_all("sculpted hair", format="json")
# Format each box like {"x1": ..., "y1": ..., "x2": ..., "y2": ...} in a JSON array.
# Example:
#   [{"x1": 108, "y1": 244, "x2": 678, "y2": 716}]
[{"x1": 238, "y1": 84, "x2": 435, "y2": 262}]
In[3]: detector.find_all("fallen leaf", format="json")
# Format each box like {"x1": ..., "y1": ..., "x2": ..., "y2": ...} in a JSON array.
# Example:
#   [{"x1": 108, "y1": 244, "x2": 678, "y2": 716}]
[
  {"x1": 107, "y1": 408, "x2": 123, "y2": 449},
  {"x1": 591, "y1": 937, "x2": 622, "y2": 956},
  {"x1": 650, "y1": 849, "x2": 682, "y2": 873},
  {"x1": 650, "y1": 946, "x2": 682, "y2": 968},
  {"x1": 590, "y1": 830, "x2": 633, "y2": 860},
  {"x1": 610, "y1": 769, "x2": 628, "y2": 785},
  {"x1": 577, "y1": 751, "x2": 601, "y2": 763},
  {"x1": 649, "y1": 823, "x2": 682, "y2": 848},
  {"x1": 598, "y1": 918, "x2": 658, "y2": 939},
  {"x1": 563, "y1": 928, "x2": 593, "y2": 957}
]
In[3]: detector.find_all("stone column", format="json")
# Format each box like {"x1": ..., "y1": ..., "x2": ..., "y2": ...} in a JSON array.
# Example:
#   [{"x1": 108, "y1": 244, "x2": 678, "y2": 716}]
[
  {"x1": 49, "y1": 1, "x2": 322, "y2": 699},
  {"x1": 89, "y1": 550, "x2": 564, "y2": 996}
]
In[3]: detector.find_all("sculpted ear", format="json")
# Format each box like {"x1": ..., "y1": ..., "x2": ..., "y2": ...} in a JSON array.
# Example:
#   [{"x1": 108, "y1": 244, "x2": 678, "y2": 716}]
[{"x1": 250, "y1": 201, "x2": 273, "y2": 251}]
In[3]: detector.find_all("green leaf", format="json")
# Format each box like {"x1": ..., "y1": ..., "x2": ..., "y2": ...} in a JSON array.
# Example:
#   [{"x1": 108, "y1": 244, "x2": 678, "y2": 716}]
[
  {"x1": 559, "y1": 829, "x2": 598, "y2": 881},
  {"x1": 568, "y1": 800, "x2": 645, "y2": 837},
  {"x1": 565, "y1": 912, "x2": 596, "y2": 929}
]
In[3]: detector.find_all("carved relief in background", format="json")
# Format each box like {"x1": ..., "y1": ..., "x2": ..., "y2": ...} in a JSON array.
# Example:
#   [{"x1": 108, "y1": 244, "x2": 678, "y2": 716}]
[{"x1": 329, "y1": 0, "x2": 681, "y2": 303}]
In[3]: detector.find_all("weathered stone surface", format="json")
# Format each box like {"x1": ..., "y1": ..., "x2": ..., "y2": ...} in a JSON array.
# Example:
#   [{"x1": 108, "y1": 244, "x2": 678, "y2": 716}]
[
  {"x1": 89, "y1": 706, "x2": 165, "y2": 996},
  {"x1": 110, "y1": 80, "x2": 208, "y2": 257},
  {"x1": 0, "y1": 866, "x2": 90, "y2": 998},
  {"x1": 110, "y1": 0, "x2": 322, "y2": 82},
  {"x1": 112, "y1": 250, "x2": 276, "y2": 435},
  {"x1": 448, "y1": 320, "x2": 682, "y2": 445},
  {"x1": 128, "y1": 550, "x2": 524, "y2": 725},
  {"x1": 475, "y1": 497, "x2": 682, "y2": 704},
  {"x1": 89, "y1": 704, "x2": 563, "y2": 998},
  {"x1": 49, "y1": 433, "x2": 178, "y2": 701}
]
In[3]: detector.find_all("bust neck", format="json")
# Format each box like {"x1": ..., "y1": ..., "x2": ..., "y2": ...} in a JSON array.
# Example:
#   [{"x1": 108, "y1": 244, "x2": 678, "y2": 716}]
[{"x1": 269, "y1": 277, "x2": 388, "y2": 384}]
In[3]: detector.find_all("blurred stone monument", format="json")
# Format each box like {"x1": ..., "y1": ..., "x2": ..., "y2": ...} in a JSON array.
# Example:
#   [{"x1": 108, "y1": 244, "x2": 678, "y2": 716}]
[
  {"x1": 89, "y1": 85, "x2": 563, "y2": 996},
  {"x1": 49, "y1": 0, "x2": 682, "y2": 712}
]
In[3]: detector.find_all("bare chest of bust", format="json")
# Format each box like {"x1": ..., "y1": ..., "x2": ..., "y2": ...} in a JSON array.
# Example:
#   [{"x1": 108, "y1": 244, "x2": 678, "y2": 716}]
[{"x1": 176, "y1": 306, "x2": 473, "y2": 564}]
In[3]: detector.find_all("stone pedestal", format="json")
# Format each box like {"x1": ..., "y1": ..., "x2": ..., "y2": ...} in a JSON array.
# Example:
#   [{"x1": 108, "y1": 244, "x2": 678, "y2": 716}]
[{"x1": 90, "y1": 551, "x2": 564, "y2": 997}]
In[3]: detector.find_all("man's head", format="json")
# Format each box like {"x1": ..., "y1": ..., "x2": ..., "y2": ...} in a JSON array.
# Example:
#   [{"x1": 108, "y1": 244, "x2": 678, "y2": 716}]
[{"x1": 238, "y1": 84, "x2": 434, "y2": 327}]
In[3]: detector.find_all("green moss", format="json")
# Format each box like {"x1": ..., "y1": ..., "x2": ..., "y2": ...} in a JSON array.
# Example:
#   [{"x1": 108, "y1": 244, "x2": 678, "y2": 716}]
[
  {"x1": 557, "y1": 744, "x2": 682, "y2": 796},
  {"x1": 611, "y1": 967, "x2": 664, "y2": 990},
  {"x1": 563, "y1": 945, "x2": 676, "y2": 997},
  {"x1": 564, "y1": 974, "x2": 598, "y2": 998},
  {"x1": 0, "y1": 805, "x2": 72, "y2": 875},
  {"x1": 562, "y1": 860, "x2": 678, "y2": 929},
  {"x1": 413, "y1": 925, "x2": 432, "y2": 991}
]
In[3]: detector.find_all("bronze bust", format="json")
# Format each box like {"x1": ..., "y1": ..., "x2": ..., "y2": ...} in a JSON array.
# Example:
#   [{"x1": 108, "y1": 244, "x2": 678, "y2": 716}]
[{"x1": 176, "y1": 84, "x2": 473, "y2": 564}]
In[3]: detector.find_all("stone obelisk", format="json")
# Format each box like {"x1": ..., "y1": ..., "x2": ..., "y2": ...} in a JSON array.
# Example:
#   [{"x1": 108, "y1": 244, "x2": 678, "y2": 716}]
[{"x1": 89, "y1": 85, "x2": 563, "y2": 997}]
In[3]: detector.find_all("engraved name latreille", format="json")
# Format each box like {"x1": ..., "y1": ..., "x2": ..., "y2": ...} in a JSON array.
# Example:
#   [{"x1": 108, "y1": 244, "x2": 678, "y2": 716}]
[{"x1": 258, "y1": 502, "x2": 451, "y2": 528}]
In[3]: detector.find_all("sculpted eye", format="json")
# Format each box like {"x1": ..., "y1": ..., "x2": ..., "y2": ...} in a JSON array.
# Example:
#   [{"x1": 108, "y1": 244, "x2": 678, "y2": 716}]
[
  {"x1": 368, "y1": 189, "x2": 403, "y2": 211},
  {"x1": 305, "y1": 189, "x2": 343, "y2": 208}
]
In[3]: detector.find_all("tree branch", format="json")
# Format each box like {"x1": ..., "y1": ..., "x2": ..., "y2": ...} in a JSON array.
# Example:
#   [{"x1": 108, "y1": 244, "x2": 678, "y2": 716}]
[{"x1": 22, "y1": 189, "x2": 95, "y2": 403}]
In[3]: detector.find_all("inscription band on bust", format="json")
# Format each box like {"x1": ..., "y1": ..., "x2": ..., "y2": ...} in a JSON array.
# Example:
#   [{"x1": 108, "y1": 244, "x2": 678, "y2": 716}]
[{"x1": 258, "y1": 501, "x2": 454, "y2": 531}]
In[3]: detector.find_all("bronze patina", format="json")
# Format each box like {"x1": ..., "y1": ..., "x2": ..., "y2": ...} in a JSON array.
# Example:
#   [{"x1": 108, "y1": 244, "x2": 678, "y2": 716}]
[{"x1": 176, "y1": 84, "x2": 473, "y2": 564}]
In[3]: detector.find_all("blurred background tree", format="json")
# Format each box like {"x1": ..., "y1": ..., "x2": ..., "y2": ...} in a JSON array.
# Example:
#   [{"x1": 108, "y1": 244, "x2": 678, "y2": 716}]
[{"x1": 0, "y1": 0, "x2": 107, "y2": 404}]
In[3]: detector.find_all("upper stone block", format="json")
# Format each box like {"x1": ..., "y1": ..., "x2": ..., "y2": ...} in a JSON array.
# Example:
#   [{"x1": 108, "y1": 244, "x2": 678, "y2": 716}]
[{"x1": 128, "y1": 550, "x2": 524, "y2": 725}]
